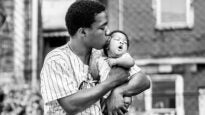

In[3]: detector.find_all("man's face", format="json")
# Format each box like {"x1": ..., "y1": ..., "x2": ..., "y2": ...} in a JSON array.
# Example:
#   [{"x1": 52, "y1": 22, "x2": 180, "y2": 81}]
[
  {"x1": 85, "y1": 11, "x2": 108, "y2": 49},
  {"x1": 108, "y1": 32, "x2": 128, "y2": 58}
]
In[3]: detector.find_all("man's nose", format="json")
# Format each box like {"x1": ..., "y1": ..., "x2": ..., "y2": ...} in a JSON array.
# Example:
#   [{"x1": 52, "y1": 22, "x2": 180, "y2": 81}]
[{"x1": 105, "y1": 26, "x2": 110, "y2": 36}]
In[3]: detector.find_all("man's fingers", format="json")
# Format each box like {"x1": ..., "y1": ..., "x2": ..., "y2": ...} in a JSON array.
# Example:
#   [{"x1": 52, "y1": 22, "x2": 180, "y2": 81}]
[
  {"x1": 117, "y1": 109, "x2": 124, "y2": 115},
  {"x1": 120, "y1": 106, "x2": 128, "y2": 113},
  {"x1": 124, "y1": 103, "x2": 130, "y2": 109},
  {"x1": 113, "y1": 111, "x2": 118, "y2": 115},
  {"x1": 124, "y1": 96, "x2": 132, "y2": 109},
  {"x1": 108, "y1": 111, "x2": 113, "y2": 115}
]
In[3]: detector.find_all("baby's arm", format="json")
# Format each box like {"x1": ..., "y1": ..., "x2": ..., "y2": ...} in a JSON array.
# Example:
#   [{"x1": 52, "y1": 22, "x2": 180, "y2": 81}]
[{"x1": 107, "y1": 53, "x2": 135, "y2": 69}]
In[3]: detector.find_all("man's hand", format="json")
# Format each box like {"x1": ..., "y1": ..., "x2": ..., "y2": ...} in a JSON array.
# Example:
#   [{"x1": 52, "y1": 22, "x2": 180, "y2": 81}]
[
  {"x1": 124, "y1": 96, "x2": 132, "y2": 108},
  {"x1": 106, "y1": 67, "x2": 129, "y2": 88},
  {"x1": 106, "y1": 89, "x2": 129, "y2": 115}
]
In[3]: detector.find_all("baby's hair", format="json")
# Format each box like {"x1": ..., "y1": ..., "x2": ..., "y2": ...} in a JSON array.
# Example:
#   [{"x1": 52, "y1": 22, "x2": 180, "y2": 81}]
[
  {"x1": 109, "y1": 30, "x2": 129, "y2": 48},
  {"x1": 103, "y1": 30, "x2": 130, "y2": 56}
]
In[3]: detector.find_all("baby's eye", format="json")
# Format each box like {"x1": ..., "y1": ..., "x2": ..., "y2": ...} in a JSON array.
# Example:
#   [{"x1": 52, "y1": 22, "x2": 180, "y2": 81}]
[
  {"x1": 124, "y1": 42, "x2": 127, "y2": 44},
  {"x1": 113, "y1": 37, "x2": 120, "y2": 41},
  {"x1": 99, "y1": 27, "x2": 105, "y2": 30}
]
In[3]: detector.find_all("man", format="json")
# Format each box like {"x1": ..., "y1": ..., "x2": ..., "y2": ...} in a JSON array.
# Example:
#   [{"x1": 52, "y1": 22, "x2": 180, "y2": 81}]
[
  {"x1": 0, "y1": 4, "x2": 6, "y2": 28},
  {"x1": 40, "y1": 1, "x2": 150, "y2": 115}
]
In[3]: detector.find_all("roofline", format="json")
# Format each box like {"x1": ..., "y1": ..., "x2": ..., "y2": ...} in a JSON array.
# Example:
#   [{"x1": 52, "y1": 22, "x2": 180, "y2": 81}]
[
  {"x1": 135, "y1": 57, "x2": 205, "y2": 65},
  {"x1": 43, "y1": 31, "x2": 69, "y2": 37}
]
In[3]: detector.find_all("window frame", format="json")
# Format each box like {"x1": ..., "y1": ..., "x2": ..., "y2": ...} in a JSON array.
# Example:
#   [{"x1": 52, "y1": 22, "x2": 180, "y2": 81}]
[
  {"x1": 153, "y1": 0, "x2": 194, "y2": 30},
  {"x1": 145, "y1": 74, "x2": 184, "y2": 115},
  {"x1": 199, "y1": 87, "x2": 205, "y2": 115}
]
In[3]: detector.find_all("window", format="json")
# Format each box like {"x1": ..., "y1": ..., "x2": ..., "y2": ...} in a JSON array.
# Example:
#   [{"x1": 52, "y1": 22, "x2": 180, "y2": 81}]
[
  {"x1": 42, "y1": 0, "x2": 75, "y2": 29},
  {"x1": 145, "y1": 74, "x2": 184, "y2": 115},
  {"x1": 153, "y1": 0, "x2": 194, "y2": 30},
  {"x1": 152, "y1": 81, "x2": 175, "y2": 109}
]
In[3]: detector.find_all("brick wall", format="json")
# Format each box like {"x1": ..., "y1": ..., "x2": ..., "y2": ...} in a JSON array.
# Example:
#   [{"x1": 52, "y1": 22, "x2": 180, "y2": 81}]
[
  {"x1": 0, "y1": 0, "x2": 32, "y2": 81},
  {"x1": 108, "y1": 0, "x2": 205, "y2": 58},
  {"x1": 182, "y1": 67, "x2": 205, "y2": 115},
  {"x1": 0, "y1": 0, "x2": 14, "y2": 73}
]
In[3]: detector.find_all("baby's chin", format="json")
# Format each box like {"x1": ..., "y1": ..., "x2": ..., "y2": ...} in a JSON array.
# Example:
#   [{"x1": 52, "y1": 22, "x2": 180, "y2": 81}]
[{"x1": 108, "y1": 52, "x2": 123, "y2": 58}]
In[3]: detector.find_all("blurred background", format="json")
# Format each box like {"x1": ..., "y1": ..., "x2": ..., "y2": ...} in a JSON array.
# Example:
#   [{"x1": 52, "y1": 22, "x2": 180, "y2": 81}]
[{"x1": 0, "y1": 0, "x2": 205, "y2": 115}]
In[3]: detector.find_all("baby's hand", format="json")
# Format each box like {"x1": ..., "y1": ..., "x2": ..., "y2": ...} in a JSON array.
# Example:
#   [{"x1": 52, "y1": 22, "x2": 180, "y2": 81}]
[{"x1": 106, "y1": 58, "x2": 117, "y2": 67}]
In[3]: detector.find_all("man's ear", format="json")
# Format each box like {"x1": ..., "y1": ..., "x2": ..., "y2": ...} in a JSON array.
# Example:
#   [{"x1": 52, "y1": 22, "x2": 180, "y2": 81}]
[{"x1": 77, "y1": 27, "x2": 87, "y2": 37}]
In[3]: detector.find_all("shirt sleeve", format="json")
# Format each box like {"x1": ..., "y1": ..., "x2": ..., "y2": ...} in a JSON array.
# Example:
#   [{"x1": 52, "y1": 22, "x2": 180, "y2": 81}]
[
  {"x1": 40, "y1": 57, "x2": 78, "y2": 104},
  {"x1": 129, "y1": 64, "x2": 141, "y2": 77}
]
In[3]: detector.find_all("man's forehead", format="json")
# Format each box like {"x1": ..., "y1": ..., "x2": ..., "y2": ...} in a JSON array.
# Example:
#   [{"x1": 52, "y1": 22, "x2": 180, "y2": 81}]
[{"x1": 93, "y1": 11, "x2": 108, "y2": 26}]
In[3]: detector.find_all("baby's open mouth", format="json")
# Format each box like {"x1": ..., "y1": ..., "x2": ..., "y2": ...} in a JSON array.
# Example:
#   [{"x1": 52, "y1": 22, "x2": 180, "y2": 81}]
[{"x1": 118, "y1": 45, "x2": 123, "y2": 50}]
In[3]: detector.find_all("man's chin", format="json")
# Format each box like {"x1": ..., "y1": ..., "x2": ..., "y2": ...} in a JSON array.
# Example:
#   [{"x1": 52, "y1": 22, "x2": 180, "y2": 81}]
[
  {"x1": 94, "y1": 45, "x2": 104, "y2": 50},
  {"x1": 93, "y1": 47, "x2": 100, "y2": 50}
]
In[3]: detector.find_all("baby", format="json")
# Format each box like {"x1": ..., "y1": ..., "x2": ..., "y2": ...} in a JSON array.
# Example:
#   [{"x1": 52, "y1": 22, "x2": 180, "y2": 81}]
[
  {"x1": 91, "y1": 30, "x2": 141, "y2": 85},
  {"x1": 90, "y1": 30, "x2": 142, "y2": 112}
]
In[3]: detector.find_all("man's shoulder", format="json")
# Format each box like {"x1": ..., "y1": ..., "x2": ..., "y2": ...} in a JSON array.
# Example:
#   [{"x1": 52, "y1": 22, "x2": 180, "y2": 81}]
[{"x1": 44, "y1": 45, "x2": 69, "y2": 63}]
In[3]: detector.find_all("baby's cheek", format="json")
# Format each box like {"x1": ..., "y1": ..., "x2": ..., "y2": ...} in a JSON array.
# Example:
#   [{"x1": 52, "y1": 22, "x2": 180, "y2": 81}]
[{"x1": 110, "y1": 49, "x2": 118, "y2": 56}]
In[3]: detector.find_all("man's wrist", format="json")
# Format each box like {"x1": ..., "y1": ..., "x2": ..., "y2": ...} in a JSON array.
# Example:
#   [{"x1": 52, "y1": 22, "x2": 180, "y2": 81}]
[
  {"x1": 108, "y1": 58, "x2": 117, "y2": 67},
  {"x1": 113, "y1": 87, "x2": 125, "y2": 95},
  {"x1": 101, "y1": 79, "x2": 116, "y2": 90}
]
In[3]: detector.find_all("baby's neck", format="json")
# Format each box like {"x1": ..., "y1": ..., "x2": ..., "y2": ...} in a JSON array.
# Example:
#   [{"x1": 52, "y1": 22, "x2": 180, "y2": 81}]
[{"x1": 107, "y1": 52, "x2": 121, "y2": 58}]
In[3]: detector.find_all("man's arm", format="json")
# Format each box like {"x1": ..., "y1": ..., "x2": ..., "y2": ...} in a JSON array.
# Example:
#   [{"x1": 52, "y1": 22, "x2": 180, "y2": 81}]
[
  {"x1": 114, "y1": 71, "x2": 151, "y2": 97},
  {"x1": 106, "y1": 71, "x2": 150, "y2": 115},
  {"x1": 57, "y1": 67, "x2": 129, "y2": 114}
]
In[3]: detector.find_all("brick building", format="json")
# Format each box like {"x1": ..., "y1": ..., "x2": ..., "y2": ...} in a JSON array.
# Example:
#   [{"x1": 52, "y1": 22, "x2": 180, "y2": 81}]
[
  {"x1": 0, "y1": 0, "x2": 205, "y2": 115},
  {"x1": 106, "y1": 0, "x2": 205, "y2": 115},
  {"x1": 0, "y1": 0, "x2": 32, "y2": 83}
]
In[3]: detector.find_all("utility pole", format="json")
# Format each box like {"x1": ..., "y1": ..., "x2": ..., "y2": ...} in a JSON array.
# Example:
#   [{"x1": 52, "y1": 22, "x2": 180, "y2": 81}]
[
  {"x1": 31, "y1": 0, "x2": 39, "y2": 89},
  {"x1": 14, "y1": 0, "x2": 26, "y2": 84}
]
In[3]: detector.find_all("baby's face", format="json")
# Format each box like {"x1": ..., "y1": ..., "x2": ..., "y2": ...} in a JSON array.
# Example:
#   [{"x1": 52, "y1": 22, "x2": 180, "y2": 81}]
[{"x1": 108, "y1": 32, "x2": 128, "y2": 58}]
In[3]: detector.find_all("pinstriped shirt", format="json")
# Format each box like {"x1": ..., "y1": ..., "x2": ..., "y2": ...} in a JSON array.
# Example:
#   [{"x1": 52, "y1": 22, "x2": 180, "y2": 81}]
[
  {"x1": 40, "y1": 43, "x2": 102, "y2": 115},
  {"x1": 91, "y1": 56, "x2": 141, "y2": 98}
]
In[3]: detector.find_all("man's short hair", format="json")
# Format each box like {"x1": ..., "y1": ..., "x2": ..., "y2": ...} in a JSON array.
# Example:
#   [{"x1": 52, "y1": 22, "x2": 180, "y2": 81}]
[{"x1": 65, "y1": 0, "x2": 105, "y2": 36}]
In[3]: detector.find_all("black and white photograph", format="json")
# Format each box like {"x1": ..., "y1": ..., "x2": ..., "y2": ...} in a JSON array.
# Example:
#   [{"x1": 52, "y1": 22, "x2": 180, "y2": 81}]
[{"x1": 0, "y1": 0, "x2": 205, "y2": 115}]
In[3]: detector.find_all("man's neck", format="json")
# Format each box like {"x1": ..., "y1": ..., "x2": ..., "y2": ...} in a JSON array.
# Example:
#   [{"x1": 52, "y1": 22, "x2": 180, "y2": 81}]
[{"x1": 68, "y1": 37, "x2": 92, "y2": 65}]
